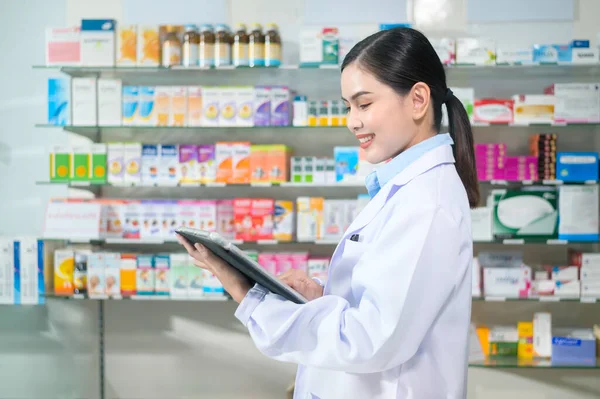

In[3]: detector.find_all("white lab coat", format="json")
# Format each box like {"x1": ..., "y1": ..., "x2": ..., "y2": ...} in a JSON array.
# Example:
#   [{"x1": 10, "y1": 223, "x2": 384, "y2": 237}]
[{"x1": 235, "y1": 144, "x2": 473, "y2": 399}]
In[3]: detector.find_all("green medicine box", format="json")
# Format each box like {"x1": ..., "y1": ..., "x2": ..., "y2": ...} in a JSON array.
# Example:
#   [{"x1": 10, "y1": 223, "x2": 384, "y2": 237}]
[
  {"x1": 70, "y1": 147, "x2": 90, "y2": 182},
  {"x1": 50, "y1": 146, "x2": 70, "y2": 182},
  {"x1": 492, "y1": 189, "x2": 558, "y2": 240},
  {"x1": 90, "y1": 144, "x2": 107, "y2": 184}
]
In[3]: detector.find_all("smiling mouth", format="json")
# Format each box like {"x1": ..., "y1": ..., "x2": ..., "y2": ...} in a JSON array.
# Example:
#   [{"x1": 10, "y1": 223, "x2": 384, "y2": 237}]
[{"x1": 357, "y1": 134, "x2": 375, "y2": 144}]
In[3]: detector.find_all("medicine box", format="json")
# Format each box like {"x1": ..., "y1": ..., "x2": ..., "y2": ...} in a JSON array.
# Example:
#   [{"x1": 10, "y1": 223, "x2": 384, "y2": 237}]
[
  {"x1": 50, "y1": 146, "x2": 71, "y2": 183},
  {"x1": 430, "y1": 38, "x2": 455, "y2": 65},
  {"x1": 80, "y1": 19, "x2": 116, "y2": 67},
  {"x1": 87, "y1": 253, "x2": 104, "y2": 297},
  {"x1": 492, "y1": 189, "x2": 558, "y2": 240},
  {"x1": 553, "y1": 83, "x2": 600, "y2": 123},
  {"x1": 270, "y1": 86, "x2": 290, "y2": 126},
  {"x1": 137, "y1": 25, "x2": 160, "y2": 67},
  {"x1": 557, "y1": 152, "x2": 599, "y2": 182},
  {"x1": 187, "y1": 262, "x2": 204, "y2": 297},
  {"x1": 141, "y1": 200, "x2": 163, "y2": 239},
  {"x1": 90, "y1": 144, "x2": 107, "y2": 184},
  {"x1": 0, "y1": 239, "x2": 14, "y2": 304},
  {"x1": 154, "y1": 254, "x2": 170, "y2": 295},
  {"x1": 104, "y1": 253, "x2": 121, "y2": 297},
  {"x1": 136, "y1": 255, "x2": 154, "y2": 295},
  {"x1": 13, "y1": 239, "x2": 42, "y2": 305},
  {"x1": 46, "y1": 27, "x2": 81, "y2": 66},
  {"x1": 123, "y1": 143, "x2": 142, "y2": 185},
  {"x1": 202, "y1": 87, "x2": 220, "y2": 126},
  {"x1": 178, "y1": 144, "x2": 198, "y2": 183},
  {"x1": 456, "y1": 38, "x2": 496, "y2": 65},
  {"x1": 169, "y1": 254, "x2": 188, "y2": 298},
  {"x1": 334, "y1": 147, "x2": 359, "y2": 182},
  {"x1": 496, "y1": 48, "x2": 534, "y2": 65},
  {"x1": 120, "y1": 253, "x2": 137, "y2": 296},
  {"x1": 250, "y1": 198, "x2": 275, "y2": 241},
  {"x1": 558, "y1": 185, "x2": 599, "y2": 242},
  {"x1": 273, "y1": 200, "x2": 294, "y2": 242},
  {"x1": 122, "y1": 86, "x2": 139, "y2": 126},
  {"x1": 71, "y1": 78, "x2": 97, "y2": 126},
  {"x1": 98, "y1": 79, "x2": 122, "y2": 125},
  {"x1": 201, "y1": 270, "x2": 224, "y2": 296},
  {"x1": 48, "y1": 78, "x2": 70, "y2": 126},
  {"x1": 296, "y1": 197, "x2": 324, "y2": 242},
  {"x1": 552, "y1": 329, "x2": 597, "y2": 365},
  {"x1": 215, "y1": 142, "x2": 233, "y2": 183},
  {"x1": 159, "y1": 144, "x2": 178, "y2": 185},
  {"x1": 187, "y1": 86, "x2": 202, "y2": 127},
  {"x1": 70, "y1": 146, "x2": 89, "y2": 182},
  {"x1": 54, "y1": 249, "x2": 74, "y2": 296},
  {"x1": 197, "y1": 200, "x2": 217, "y2": 232},
  {"x1": 533, "y1": 312, "x2": 552, "y2": 358},
  {"x1": 473, "y1": 99, "x2": 513, "y2": 124},
  {"x1": 170, "y1": 86, "x2": 187, "y2": 127},
  {"x1": 155, "y1": 86, "x2": 171, "y2": 126},
  {"x1": 197, "y1": 144, "x2": 216, "y2": 184},
  {"x1": 300, "y1": 27, "x2": 339, "y2": 66},
  {"x1": 250, "y1": 145, "x2": 268, "y2": 183},
  {"x1": 231, "y1": 142, "x2": 251, "y2": 184},
  {"x1": 160, "y1": 200, "x2": 179, "y2": 239},
  {"x1": 137, "y1": 86, "x2": 156, "y2": 126},
  {"x1": 267, "y1": 145, "x2": 289, "y2": 183},
  {"x1": 236, "y1": 86, "x2": 255, "y2": 127},
  {"x1": 141, "y1": 144, "x2": 160, "y2": 185},
  {"x1": 217, "y1": 200, "x2": 235, "y2": 240},
  {"x1": 117, "y1": 25, "x2": 137, "y2": 66},
  {"x1": 291, "y1": 157, "x2": 303, "y2": 183},
  {"x1": 512, "y1": 95, "x2": 554, "y2": 125},
  {"x1": 254, "y1": 86, "x2": 271, "y2": 126},
  {"x1": 483, "y1": 266, "x2": 532, "y2": 298}
]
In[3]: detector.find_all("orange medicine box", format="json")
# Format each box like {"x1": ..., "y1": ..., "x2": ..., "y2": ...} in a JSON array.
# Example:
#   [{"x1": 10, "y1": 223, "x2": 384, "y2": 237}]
[
  {"x1": 215, "y1": 142, "x2": 233, "y2": 183},
  {"x1": 250, "y1": 145, "x2": 269, "y2": 183},
  {"x1": 120, "y1": 253, "x2": 137, "y2": 296},
  {"x1": 266, "y1": 144, "x2": 290, "y2": 183},
  {"x1": 231, "y1": 141, "x2": 251, "y2": 184}
]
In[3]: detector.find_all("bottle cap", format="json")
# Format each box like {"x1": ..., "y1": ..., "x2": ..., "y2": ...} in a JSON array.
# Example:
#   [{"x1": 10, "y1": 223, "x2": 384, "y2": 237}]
[
  {"x1": 200, "y1": 24, "x2": 214, "y2": 32},
  {"x1": 184, "y1": 24, "x2": 198, "y2": 32},
  {"x1": 294, "y1": 95, "x2": 307, "y2": 101}
]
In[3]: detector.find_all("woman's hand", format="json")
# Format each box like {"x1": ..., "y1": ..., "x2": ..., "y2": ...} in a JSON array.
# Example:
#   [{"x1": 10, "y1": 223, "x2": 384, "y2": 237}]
[
  {"x1": 279, "y1": 269, "x2": 324, "y2": 301},
  {"x1": 176, "y1": 234, "x2": 252, "y2": 303}
]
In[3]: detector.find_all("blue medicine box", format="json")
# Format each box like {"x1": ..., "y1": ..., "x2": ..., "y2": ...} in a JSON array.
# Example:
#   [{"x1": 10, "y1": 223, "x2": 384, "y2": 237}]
[
  {"x1": 551, "y1": 329, "x2": 597, "y2": 366},
  {"x1": 557, "y1": 152, "x2": 599, "y2": 182}
]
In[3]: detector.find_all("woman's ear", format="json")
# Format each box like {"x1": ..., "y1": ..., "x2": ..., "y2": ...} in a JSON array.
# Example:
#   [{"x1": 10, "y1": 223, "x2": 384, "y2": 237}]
[{"x1": 409, "y1": 82, "x2": 431, "y2": 121}]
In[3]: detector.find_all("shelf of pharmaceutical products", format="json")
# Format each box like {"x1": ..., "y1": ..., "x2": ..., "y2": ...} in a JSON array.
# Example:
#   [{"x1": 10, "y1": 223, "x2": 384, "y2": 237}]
[
  {"x1": 32, "y1": 63, "x2": 600, "y2": 78},
  {"x1": 469, "y1": 357, "x2": 600, "y2": 369},
  {"x1": 35, "y1": 181, "x2": 366, "y2": 188},
  {"x1": 34, "y1": 180, "x2": 599, "y2": 189},
  {"x1": 38, "y1": 237, "x2": 600, "y2": 246},
  {"x1": 42, "y1": 292, "x2": 600, "y2": 303}
]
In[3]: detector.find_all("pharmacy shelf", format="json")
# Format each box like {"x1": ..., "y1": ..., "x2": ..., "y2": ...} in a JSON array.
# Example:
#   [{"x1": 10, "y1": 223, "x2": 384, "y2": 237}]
[
  {"x1": 32, "y1": 62, "x2": 600, "y2": 78},
  {"x1": 475, "y1": 238, "x2": 598, "y2": 245},
  {"x1": 481, "y1": 180, "x2": 598, "y2": 186},
  {"x1": 41, "y1": 237, "x2": 340, "y2": 246},
  {"x1": 469, "y1": 357, "x2": 600, "y2": 369},
  {"x1": 36, "y1": 181, "x2": 365, "y2": 189},
  {"x1": 45, "y1": 292, "x2": 230, "y2": 301},
  {"x1": 473, "y1": 296, "x2": 600, "y2": 303}
]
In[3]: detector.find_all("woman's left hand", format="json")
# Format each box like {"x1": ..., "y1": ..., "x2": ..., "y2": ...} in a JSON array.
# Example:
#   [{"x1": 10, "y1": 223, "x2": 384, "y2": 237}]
[{"x1": 176, "y1": 234, "x2": 253, "y2": 303}]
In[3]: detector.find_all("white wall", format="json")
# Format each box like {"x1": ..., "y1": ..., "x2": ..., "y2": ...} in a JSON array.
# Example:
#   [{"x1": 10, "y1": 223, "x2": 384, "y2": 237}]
[{"x1": 0, "y1": 1, "x2": 599, "y2": 399}]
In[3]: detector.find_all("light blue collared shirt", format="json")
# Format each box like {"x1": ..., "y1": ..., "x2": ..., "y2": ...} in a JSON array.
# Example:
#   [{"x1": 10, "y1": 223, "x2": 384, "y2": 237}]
[{"x1": 365, "y1": 133, "x2": 454, "y2": 198}]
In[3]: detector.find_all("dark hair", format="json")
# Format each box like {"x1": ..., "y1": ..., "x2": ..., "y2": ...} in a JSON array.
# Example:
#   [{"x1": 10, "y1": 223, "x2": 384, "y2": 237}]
[{"x1": 341, "y1": 27, "x2": 480, "y2": 208}]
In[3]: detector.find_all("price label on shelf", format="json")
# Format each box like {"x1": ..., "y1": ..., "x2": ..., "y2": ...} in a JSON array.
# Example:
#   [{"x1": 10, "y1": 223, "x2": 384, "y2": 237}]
[
  {"x1": 484, "y1": 296, "x2": 507, "y2": 302},
  {"x1": 580, "y1": 297, "x2": 598, "y2": 303},
  {"x1": 539, "y1": 296, "x2": 561, "y2": 302},
  {"x1": 503, "y1": 239, "x2": 525, "y2": 245}
]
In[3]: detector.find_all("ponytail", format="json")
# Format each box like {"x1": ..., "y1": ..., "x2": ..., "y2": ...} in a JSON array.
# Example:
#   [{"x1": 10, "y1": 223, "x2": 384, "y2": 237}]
[{"x1": 445, "y1": 91, "x2": 480, "y2": 208}]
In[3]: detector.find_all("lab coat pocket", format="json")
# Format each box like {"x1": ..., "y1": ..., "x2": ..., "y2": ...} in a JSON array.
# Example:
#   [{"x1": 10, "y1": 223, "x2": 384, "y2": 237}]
[{"x1": 341, "y1": 238, "x2": 366, "y2": 263}]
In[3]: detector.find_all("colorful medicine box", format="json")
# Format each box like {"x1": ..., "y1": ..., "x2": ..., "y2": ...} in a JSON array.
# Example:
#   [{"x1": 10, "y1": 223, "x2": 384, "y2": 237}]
[{"x1": 557, "y1": 152, "x2": 599, "y2": 182}]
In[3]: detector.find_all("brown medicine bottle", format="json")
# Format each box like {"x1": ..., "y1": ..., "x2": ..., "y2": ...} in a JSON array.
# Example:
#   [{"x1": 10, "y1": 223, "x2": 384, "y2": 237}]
[
  {"x1": 248, "y1": 23, "x2": 265, "y2": 67},
  {"x1": 199, "y1": 24, "x2": 215, "y2": 68},
  {"x1": 182, "y1": 24, "x2": 199, "y2": 67},
  {"x1": 214, "y1": 24, "x2": 232, "y2": 67},
  {"x1": 233, "y1": 23, "x2": 249, "y2": 67},
  {"x1": 265, "y1": 23, "x2": 282, "y2": 67},
  {"x1": 162, "y1": 25, "x2": 182, "y2": 67}
]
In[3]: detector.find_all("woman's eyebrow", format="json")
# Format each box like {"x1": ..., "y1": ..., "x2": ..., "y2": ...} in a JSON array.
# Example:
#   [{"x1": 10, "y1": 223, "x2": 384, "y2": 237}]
[{"x1": 341, "y1": 91, "x2": 373, "y2": 102}]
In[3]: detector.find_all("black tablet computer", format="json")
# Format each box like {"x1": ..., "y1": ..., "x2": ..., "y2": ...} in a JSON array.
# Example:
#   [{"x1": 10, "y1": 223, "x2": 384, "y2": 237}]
[{"x1": 175, "y1": 227, "x2": 308, "y2": 304}]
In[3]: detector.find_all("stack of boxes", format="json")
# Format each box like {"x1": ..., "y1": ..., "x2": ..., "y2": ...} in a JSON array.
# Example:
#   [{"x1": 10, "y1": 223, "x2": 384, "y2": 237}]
[
  {"x1": 530, "y1": 134, "x2": 557, "y2": 180},
  {"x1": 503, "y1": 156, "x2": 538, "y2": 181},
  {"x1": 475, "y1": 143, "x2": 506, "y2": 181},
  {"x1": 570, "y1": 251, "x2": 600, "y2": 299}
]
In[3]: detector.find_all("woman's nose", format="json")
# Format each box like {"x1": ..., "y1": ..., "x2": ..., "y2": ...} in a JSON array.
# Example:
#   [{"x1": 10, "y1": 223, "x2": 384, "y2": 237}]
[{"x1": 347, "y1": 110, "x2": 363, "y2": 132}]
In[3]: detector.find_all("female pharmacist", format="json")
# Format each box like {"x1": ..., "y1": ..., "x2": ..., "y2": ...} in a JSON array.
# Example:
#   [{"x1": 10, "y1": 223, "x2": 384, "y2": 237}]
[{"x1": 177, "y1": 27, "x2": 478, "y2": 399}]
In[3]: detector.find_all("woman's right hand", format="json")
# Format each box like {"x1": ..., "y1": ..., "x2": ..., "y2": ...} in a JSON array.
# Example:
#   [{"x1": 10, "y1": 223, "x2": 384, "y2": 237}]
[{"x1": 279, "y1": 269, "x2": 324, "y2": 301}]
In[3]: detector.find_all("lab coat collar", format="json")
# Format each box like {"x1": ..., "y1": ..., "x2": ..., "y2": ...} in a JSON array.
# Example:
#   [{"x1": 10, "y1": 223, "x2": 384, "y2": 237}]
[{"x1": 347, "y1": 144, "x2": 455, "y2": 236}]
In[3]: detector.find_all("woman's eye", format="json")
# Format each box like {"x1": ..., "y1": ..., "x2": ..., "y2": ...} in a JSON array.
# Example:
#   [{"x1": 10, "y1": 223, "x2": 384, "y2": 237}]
[
  {"x1": 344, "y1": 106, "x2": 351, "y2": 114},
  {"x1": 359, "y1": 103, "x2": 371, "y2": 110}
]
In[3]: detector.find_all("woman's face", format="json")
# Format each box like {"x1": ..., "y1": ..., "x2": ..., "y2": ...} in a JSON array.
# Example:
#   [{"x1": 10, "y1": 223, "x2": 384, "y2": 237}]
[{"x1": 341, "y1": 63, "x2": 428, "y2": 164}]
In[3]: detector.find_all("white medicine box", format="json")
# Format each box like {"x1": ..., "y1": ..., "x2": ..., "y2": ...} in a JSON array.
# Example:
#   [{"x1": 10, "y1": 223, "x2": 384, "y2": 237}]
[
  {"x1": 80, "y1": 19, "x2": 116, "y2": 67},
  {"x1": 71, "y1": 78, "x2": 97, "y2": 126}
]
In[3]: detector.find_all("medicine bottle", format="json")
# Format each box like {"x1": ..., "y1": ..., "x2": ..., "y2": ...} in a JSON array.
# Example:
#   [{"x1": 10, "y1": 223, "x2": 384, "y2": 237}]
[
  {"x1": 199, "y1": 24, "x2": 215, "y2": 68},
  {"x1": 214, "y1": 24, "x2": 232, "y2": 67},
  {"x1": 182, "y1": 24, "x2": 199, "y2": 67},
  {"x1": 248, "y1": 23, "x2": 265, "y2": 67},
  {"x1": 265, "y1": 23, "x2": 282, "y2": 67},
  {"x1": 232, "y1": 23, "x2": 249, "y2": 67},
  {"x1": 162, "y1": 25, "x2": 182, "y2": 67}
]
